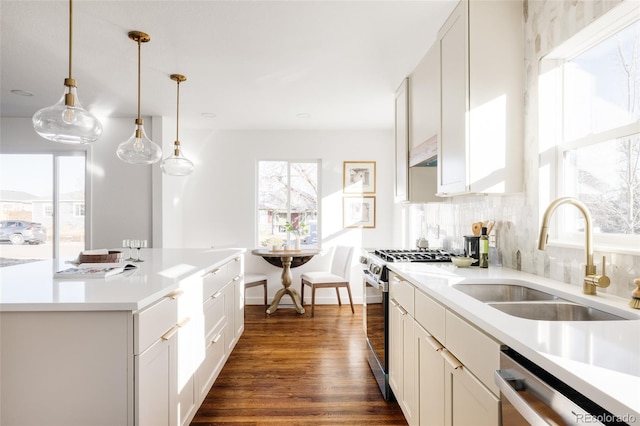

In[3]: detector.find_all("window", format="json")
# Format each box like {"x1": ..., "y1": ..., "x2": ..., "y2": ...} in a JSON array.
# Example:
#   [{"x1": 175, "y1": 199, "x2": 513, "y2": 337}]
[
  {"x1": 543, "y1": 6, "x2": 640, "y2": 250},
  {"x1": 0, "y1": 153, "x2": 86, "y2": 262},
  {"x1": 257, "y1": 160, "x2": 320, "y2": 248}
]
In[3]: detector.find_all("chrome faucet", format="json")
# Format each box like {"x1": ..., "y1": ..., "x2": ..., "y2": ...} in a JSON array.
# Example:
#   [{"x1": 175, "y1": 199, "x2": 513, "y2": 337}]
[{"x1": 538, "y1": 197, "x2": 610, "y2": 295}]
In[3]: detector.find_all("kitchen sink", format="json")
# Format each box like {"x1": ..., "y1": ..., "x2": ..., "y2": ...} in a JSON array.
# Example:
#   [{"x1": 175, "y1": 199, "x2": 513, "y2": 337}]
[
  {"x1": 487, "y1": 301, "x2": 628, "y2": 321},
  {"x1": 452, "y1": 283, "x2": 560, "y2": 302}
]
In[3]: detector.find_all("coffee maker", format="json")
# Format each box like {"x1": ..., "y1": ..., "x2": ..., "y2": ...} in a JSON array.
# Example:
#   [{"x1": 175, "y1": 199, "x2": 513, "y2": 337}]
[{"x1": 464, "y1": 235, "x2": 480, "y2": 265}]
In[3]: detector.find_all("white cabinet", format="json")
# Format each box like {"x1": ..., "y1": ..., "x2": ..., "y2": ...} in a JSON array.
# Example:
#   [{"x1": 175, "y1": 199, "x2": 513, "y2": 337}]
[
  {"x1": 389, "y1": 273, "x2": 418, "y2": 426},
  {"x1": 410, "y1": 42, "x2": 440, "y2": 155},
  {"x1": 395, "y1": 50, "x2": 441, "y2": 204},
  {"x1": 392, "y1": 271, "x2": 502, "y2": 426},
  {"x1": 0, "y1": 252, "x2": 245, "y2": 426},
  {"x1": 416, "y1": 323, "x2": 445, "y2": 426},
  {"x1": 438, "y1": 0, "x2": 524, "y2": 195},
  {"x1": 394, "y1": 79, "x2": 409, "y2": 202}
]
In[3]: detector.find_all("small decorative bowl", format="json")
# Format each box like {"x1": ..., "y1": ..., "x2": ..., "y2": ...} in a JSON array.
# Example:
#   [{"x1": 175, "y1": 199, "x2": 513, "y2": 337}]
[{"x1": 451, "y1": 256, "x2": 475, "y2": 268}]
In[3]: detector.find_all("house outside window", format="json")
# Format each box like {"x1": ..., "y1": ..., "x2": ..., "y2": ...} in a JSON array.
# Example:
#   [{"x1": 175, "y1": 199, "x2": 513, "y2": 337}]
[
  {"x1": 257, "y1": 160, "x2": 320, "y2": 248},
  {"x1": 542, "y1": 8, "x2": 640, "y2": 250},
  {"x1": 44, "y1": 204, "x2": 53, "y2": 217}
]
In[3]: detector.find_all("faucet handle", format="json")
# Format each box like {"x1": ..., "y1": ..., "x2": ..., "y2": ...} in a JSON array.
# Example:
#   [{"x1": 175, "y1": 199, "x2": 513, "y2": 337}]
[{"x1": 584, "y1": 255, "x2": 611, "y2": 292}]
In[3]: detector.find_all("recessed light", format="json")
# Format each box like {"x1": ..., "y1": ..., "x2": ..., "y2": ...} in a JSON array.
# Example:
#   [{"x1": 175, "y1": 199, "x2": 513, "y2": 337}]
[
  {"x1": 296, "y1": 112, "x2": 311, "y2": 119},
  {"x1": 11, "y1": 89, "x2": 33, "y2": 97},
  {"x1": 202, "y1": 112, "x2": 216, "y2": 118}
]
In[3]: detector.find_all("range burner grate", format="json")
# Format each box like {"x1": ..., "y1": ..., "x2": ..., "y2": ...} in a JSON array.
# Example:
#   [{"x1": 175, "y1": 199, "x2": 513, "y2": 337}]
[{"x1": 374, "y1": 249, "x2": 454, "y2": 263}]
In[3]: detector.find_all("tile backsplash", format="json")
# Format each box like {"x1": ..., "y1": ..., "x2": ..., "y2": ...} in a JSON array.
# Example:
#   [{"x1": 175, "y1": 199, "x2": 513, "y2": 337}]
[{"x1": 404, "y1": 0, "x2": 638, "y2": 300}]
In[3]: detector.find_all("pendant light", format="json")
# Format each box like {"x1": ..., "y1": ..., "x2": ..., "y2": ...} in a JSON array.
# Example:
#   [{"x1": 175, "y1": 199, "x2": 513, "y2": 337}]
[
  {"x1": 32, "y1": 0, "x2": 103, "y2": 144},
  {"x1": 116, "y1": 31, "x2": 162, "y2": 165},
  {"x1": 161, "y1": 74, "x2": 195, "y2": 176}
]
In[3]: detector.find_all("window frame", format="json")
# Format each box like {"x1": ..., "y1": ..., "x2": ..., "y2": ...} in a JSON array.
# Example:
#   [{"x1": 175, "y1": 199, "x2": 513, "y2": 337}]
[
  {"x1": 540, "y1": 2, "x2": 640, "y2": 253},
  {"x1": 255, "y1": 159, "x2": 321, "y2": 249}
]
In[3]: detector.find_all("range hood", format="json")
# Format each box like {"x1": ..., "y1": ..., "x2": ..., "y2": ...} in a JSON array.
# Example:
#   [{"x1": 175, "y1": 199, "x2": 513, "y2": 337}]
[{"x1": 409, "y1": 134, "x2": 437, "y2": 167}]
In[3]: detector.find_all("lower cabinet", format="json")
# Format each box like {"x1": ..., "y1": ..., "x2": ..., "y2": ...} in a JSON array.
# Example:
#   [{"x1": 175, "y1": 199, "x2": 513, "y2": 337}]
[
  {"x1": 389, "y1": 272, "x2": 502, "y2": 426},
  {"x1": 416, "y1": 323, "x2": 445, "y2": 426},
  {"x1": 136, "y1": 329, "x2": 178, "y2": 426}
]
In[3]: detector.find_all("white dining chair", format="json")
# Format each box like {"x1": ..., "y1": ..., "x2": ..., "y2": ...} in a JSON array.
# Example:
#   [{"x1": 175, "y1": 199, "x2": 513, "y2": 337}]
[{"x1": 300, "y1": 246, "x2": 355, "y2": 317}]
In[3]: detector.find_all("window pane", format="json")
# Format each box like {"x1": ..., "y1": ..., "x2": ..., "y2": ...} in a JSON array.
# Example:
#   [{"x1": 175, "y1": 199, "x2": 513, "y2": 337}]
[
  {"x1": 564, "y1": 20, "x2": 640, "y2": 140},
  {"x1": 0, "y1": 154, "x2": 53, "y2": 263},
  {"x1": 564, "y1": 135, "x2": 640, "y2": 235},
  {"x1": 59, "y1": 156, "x2": 85, "y2": 257}
]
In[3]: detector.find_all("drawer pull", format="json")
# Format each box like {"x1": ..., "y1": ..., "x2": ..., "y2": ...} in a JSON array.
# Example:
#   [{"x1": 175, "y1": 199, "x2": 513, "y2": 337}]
[
  {"x1": 161, "y1": 325, "x2": 180, "y2": 341},
  {"x1": 166, "y1": 289, "x2": 184, "y2": 299},
  {"x1": 441, "y1": 349, "x2": 463, "y2": 370},
  {"x1": 425, "y1": 335, "x2": 444, "y2": 352},
  {"x1": 212, "y1": 334, "x2": 222, "y2": 344},
  {"x1": 232, "y1": 275, "x2": 241, "y2": 281},
  {"x1": 204, "y1": 268, "x2": 221, "y2": 277},
  {"x1": 178, "y1": 317, "x2": 191, "y2": 328},
  {"x1": 212, "y1": 291, "x2": 223, "y2": 299},
  {"x1": 234, "y1": 257, "x2": 241, "y2": 262}
]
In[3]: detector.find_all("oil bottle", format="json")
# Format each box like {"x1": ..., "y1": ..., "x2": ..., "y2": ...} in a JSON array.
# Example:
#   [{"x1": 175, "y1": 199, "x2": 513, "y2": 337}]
[{"x1": 479, "y1": 226, "x2": 489, "y2": 268}]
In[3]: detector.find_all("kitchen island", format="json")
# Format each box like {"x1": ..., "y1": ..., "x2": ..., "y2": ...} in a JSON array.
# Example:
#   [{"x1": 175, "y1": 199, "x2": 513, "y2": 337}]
[
  {"x1": 0, "y1": 247, "x2": 245, "y2": 426},
  {"x1": 387, "y1": 262, "x2": 640, "y2": 424}
]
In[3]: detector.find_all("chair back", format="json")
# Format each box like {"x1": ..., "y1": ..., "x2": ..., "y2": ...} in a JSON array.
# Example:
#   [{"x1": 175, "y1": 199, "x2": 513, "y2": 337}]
[{"x1": 330, "y1": 246, "x2": 354, "y2": 280}]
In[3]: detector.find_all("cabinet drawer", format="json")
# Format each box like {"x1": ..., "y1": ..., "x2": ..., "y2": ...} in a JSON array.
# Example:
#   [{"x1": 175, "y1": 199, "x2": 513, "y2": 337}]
[
  {"x1": 202, "y1": 263, "x2": 229, "y2": 300},
  {"x1": 445, "y1": 310, "x2": 501, "y2": 395},
  {"x1": 389, "y1": 273, "x2": 414, "y2": 316},
  {"x1": 415, "y1": 289, "x2": 445, "y2": 342},
  {"x1": 227, "y1": 256, "x2": 242, "y2": 281},
  {"x1": 196, "y1": 323, "x2": 228, "y2": 398},
  {"x1": 134, "y1": 290, "x2": 181, "y2": 355},
  {"x1": 203, "y1": 284, "x2": 228, "y2": 339}
]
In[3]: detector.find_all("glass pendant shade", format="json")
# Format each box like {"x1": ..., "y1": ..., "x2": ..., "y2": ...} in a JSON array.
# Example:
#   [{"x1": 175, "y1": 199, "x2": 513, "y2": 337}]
[
  {"x1": 116, "y1": 120, "x2": 162, "y2": 165},
  {"x1": 161, "y1": 143, "x2": 195, "y2": 176},
  {"x1": 32, "y1": 0, "x2": 102, "y2": 144},
  {"x1": 118, "y1": 30, "x2": 162, "y2": 165},
  {"x1": 33, "y1": 85, "x2": 103, "y2": 144}
]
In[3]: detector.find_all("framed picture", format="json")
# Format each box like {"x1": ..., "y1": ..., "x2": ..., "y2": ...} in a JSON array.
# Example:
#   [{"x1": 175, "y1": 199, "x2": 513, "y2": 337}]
[
  {"x1": 343, "y1": 161, "x2": 376, "y2": 194},
  {"x1": 343, "y1": 196, "x2": 376, "y2": 228}
]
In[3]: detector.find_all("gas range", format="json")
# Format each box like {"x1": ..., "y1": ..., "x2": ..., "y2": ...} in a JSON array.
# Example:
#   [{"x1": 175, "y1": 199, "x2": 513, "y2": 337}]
[
  {"x1": 361, "y1": 248, "x2": 454, "y2": 287},
  {"x1": 373, "y1": 248, "x2": 454, "y2": 263}
]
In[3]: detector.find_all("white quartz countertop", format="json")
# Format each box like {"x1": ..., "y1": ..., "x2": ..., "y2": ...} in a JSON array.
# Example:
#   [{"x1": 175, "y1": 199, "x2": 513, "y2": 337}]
[
  {"x1": 387, "y1": 263, "x2": 640, "y2": 423},
  {"x1": 0, "y1": 248, "x2": 245, "y2": 312}
]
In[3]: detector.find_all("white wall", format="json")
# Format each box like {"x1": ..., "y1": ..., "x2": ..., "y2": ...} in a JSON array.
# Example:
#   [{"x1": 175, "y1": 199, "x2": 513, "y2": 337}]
[{"x1": 163, "y1": 128, "x2": 395, "y2": 305}]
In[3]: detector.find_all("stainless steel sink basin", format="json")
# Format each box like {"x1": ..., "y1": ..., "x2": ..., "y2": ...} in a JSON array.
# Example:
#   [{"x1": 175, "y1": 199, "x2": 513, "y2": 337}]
[
  {"x1": 452, "y1": 284, "x2": 560, "y2": 302},
  {"x1": 488, "y1": 302, "x2": 627, "y2": 321}
]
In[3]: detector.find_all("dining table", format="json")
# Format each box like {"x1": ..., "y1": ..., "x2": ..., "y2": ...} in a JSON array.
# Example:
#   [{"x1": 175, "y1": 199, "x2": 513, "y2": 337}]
[{"x1": 251, "y1": 248, "x2": 320, "y2": 314}]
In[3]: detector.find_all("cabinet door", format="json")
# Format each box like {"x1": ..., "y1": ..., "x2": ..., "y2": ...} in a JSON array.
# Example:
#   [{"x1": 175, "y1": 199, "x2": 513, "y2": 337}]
[
  {"x1": 388, "y1": 298, "x2": 404, "y2": 397},
  {"x1": 438, "y1": 0, "x2": 468, "y2": 194},
  {"x1": 416, "y1": 324, "x2": 445, "y2": 426},
  {"x1": 401, "y1": 312, "x2": 418, "y2": 426},
  {"x1": 136, "y1": 331, "x2": 178, "y2": 426},
  {"x1": 410, "y1": 43, "x2": 440, "y2": 150},
  {"x1": 395, "y1": 79, "x2": 409, "y2": 202},
  {"x1": 444, "y1": 356, "x2": 500, "y2": 426}
]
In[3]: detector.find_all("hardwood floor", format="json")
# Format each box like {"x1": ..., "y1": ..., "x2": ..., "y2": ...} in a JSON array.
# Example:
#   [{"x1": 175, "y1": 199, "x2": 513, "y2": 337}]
[{"x1": 191, "y1": 304, "x2": 407, "y2": 426}]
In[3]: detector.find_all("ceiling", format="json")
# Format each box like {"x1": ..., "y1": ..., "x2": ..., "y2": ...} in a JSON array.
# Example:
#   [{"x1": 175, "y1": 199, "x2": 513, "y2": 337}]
[{"x1": 1, "y1": 0, "x2": 457, "y2": 131}]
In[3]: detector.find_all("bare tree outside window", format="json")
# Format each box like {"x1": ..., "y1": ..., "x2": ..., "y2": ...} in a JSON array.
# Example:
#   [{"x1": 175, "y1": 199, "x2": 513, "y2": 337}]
[
  {"x1": 563, "y1": 19, "x2": 640, "y2": 236},
  {"x1": 257, "y1": 160, "x2": 319, "y2": 248}
]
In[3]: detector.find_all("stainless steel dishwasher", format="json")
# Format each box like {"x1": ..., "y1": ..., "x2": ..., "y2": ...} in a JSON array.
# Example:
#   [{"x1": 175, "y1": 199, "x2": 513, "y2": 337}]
[{"x1": 495, "y1": 348, "x2": 631, "y2": 425}]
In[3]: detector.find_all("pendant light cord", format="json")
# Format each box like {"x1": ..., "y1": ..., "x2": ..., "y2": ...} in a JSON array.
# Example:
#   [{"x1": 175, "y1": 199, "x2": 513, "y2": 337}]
[
  {"x1": 176, "y1": 79, "x2": 181, "y2": 142},
  {"x1": 68, "y1": 0, "x2": 73, "y2": 80},
  {"x1": 137, "y1": 37, "x2": 142, "y2": 121}
]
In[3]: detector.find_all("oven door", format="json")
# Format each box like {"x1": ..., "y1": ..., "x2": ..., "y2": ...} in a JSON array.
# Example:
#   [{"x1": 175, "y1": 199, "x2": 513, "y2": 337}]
[{"x1": 363, "y1": 273, "x2": 391, "y2": 399}]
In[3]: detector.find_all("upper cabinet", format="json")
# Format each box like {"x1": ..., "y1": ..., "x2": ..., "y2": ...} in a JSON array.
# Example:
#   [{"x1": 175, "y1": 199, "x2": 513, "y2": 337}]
[
  {"x1": 438, "y1": 0, "x2": 524, "y2": 195},
  {"x1": 394, "y1": 43, "x2": 441, "y2": 204}
]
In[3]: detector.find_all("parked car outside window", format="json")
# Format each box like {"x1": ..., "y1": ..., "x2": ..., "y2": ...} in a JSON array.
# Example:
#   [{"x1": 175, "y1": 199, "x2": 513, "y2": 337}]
[{"x1": 0, "y1": 221, "x2": 47, "y2": 245}]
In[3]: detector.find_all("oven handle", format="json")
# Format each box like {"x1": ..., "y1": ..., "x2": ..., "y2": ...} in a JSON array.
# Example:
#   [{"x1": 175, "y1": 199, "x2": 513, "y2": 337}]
[
  {"x1": 363, "y1": 273, "x2": 388, "y2": 292},
  {"x1": 494, "y1": 369, "x2": 554, "y2": 425}
]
